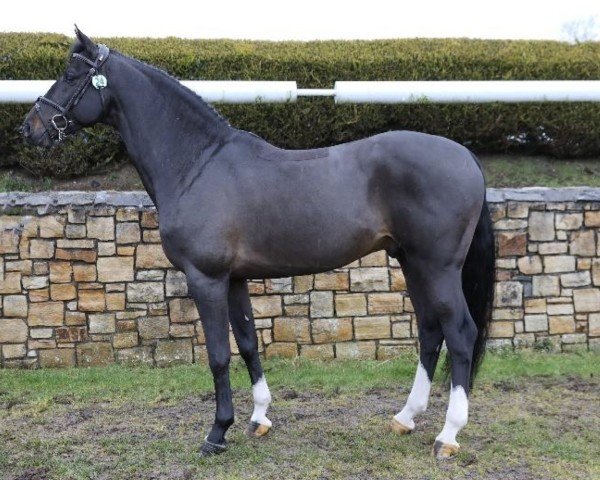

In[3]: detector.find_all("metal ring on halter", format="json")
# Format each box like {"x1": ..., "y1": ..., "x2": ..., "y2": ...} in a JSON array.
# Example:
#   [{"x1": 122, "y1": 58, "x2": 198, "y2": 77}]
[{"x1": 51, "y1": 114, "x2": 69, "y2": 141}]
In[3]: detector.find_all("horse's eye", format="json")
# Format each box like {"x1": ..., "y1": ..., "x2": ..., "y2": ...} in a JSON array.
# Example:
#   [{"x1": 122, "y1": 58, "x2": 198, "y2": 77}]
[{"x1": 64, "y1": 71, "x2": 76, "y2": 83}]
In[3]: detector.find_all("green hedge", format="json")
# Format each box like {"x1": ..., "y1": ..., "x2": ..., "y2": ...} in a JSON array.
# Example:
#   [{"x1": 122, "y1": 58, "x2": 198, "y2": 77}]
[{"x1": 1, "y1": 33, "x2": 600, "y2": 177}]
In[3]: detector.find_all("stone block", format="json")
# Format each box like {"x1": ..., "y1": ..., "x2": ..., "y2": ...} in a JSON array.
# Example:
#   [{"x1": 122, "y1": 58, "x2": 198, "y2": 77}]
[
  {"x1": 78, "y1": 289, "x2": 106, "y2": 312},
  {"x1": 55, "y1": 248, "x2": 97, "y2": 263},
  {"x1": 311, "y1": 318, "x2": 352, "y2": 343},
  {"x1": 524, "y1": 314, "x2": 548, "y2": 332},
  {"x1": 532, "y1": 275, "x2": 560, "y2": 297},
  {"x1": 77, "y1": 342, "x2": 114, "y2": 366},
  {"x1": 0, "y1": 230, "x2": 19, "y2": 254},
  {"x1": 29, "y1": 239, "x2": 54, "y2": 259},
  {"x1": 561, "y1": 271, "x2": 591, "y2": 288},
  {"x1": 170, "y1": 323, "x2": 195, "y2": 337},
  {"x1": 570, "y1": 230, "x2": 595, "y2": 257},
  {"x1": 549, "y1": 316, "x2": 576, "y2": 334},
  {"x1": 561, "y1": 333, "x2": 587, "y2": 344},
  {"x1": 368, "y1": 293, "x2": 403, "y2": 315},
  {"x1": 301, "y1": 344, "x2": 334, "y2": 359},
  {"x1": 49, "y1": 262, "x2": 72, "y2": 283},
  {"x1": 30, "y1": 327, "x2": 53, "y2": 339},
  {"x1": 97, "y1": 256, "x2": 135, "y2": 282},
  {"x1": 116, "y1": 222, "x2": 141, "y2": 244},
  {"x1": 335, "y1": 341, "x2": 376, "y2": 359},
  {"x1": 87, "y1": 216, "x2": 114, "y2": 240},
  {"x1": 265, "y1": 342, "x2": 298, "y2": 358},
  {"x1": 56, "y1": 326, "x2": 87, "y2": 343},
  {"x1": 127, "y1": 282, "x2": 164, "y2": 303},
  {"x1": 265, "y1": 277, "x2": 293, "y2": 293},
  {"x1": 293, "y1": 275, "x2": 313, "y2": 293},
  {"x1": 136, "y1": 244, "x2": 172, "y2": 268},
  {"x1": 50, "y1": 283, "x2": 77, "y2": 301},
  {"x1": 555, "y1": 213, "x2": 583, "y2": 230},
  {"x1": 529, "y1": 211, "x2": 554, "y2": 241},
  {"x1": 589, "y1": 313, "x2": 600, "y2": 336},
  {"x1": 39, "y1": 348, "x2": 75, "y2": 368},
  {"x1": 155, "y1": 339, "x2": 193, "y2": 367},
  {"x1": 547, "y1": 303, "x2": 574, "y2": 315},
  {"x1": 2, "y1": 344, "x2": 27, "y2": 359},
  {"x1": 350, "y1": 268, "x2": 389, "y2": 292},
  {"x1": 97, "y1": 242, "x2": 116, "y2": 257},
  {"x1": 251, "y1": 295, "x2": 282, "y2": 318},
  {"x1": 28, "y1": 301, "x2": 64, "y2": 326},
  {"x1": 22, "y1": 276, "x2": 49, "y2": 290},
  {"x1": 544, "y1": 255, "x2": 576, "y2": 273},
  {"x1": 169, "y1": 298, "x2": 200, "y2": 323},
  {"x1": 66, "y1": 225, "x2": 86, "y2": 239},
  {"x1": 0, "y1": 272, "x2": 21, "y2": 294},
  {"x1": 29, "y1": 288, "x2": 49, "y2": 302},
  {"x1": 273, "y1": 317, "x2": 311, "y2": 343},
  {"x1": 354, "y1": 316, "x2": 390, "y2": 340},
  {"x1": 166, "y1": 270, "x2": 188, "y2": 297},
  {"x1": 494, "y1": 219, "x2": 527, "y2": 230},
  {"x1": 489, "y1": 321, "x2": 514, "y2": 338},
  {"x1": 116, "y1": 346, "x2": 154, "y2": 365},
  {"x1": 143, "y1": 230, "x2": 161, "y2": 243},
  {"x1": 4, "y1": 295, "x2": 27, "y2": 317},
  {"x1": 390, "y1": 269, "x2": 407, "y2": 291},
  {"x1": 584, "y1": 210, "x2": 600, "y2": 227},
  {"x1": 497, "y1": 232, "x2": 527, "y2": 257},
  {"x1": 573, "y1": 288, "x2": 600, "y2": 313},
  {"x1": 141, "y1": 210, "x2": 159, "y2": 228},
  {"x1": 106, "y1": 292, "x2": 126, "y2": 311},
  {"x1": 517, "y1": 256, "x2": 542, "y2": 275},
  {"x1": 284, "y1": 304, "x2": 309, "y2": 316},
  {"x1": 392, "y1": 321, "x2": 411, "y2": 338},
  {"x1": 377, "y1": 340, "x2": 416, "y2": 359},
  {"x1": 360, "y1": 251, "x2": 388, "y2": 267},
  {"x1": 494, "y1": 282, "x2": 523, "y2": 307},
  {"x1": 116, "y1": 207, "x2": 139, "y2": 222},
  {"x1": 335, "y1": 293, "x2": 367, "y2": 316},
  {"x1": 138, "y1": 316, "x2": 170, "y2": 339},
  {"x1": 39, "y1": 215, "x2": 65, "y2": 238},
  {"x1": 89, "y1": 313, "x2": 116, "y2": 334},
  {"x1": 313, "y1": 272, "x2": 349, "y2": 291},
  {"x1": 310, "y1": 291, "x2": 334, "y2": 318},
  {"x1": 73, "y1": 264, "x2": 97, "y2": 282},
  {"x1": 0, "y1": 319, "x2": 28, "y2": 343}
]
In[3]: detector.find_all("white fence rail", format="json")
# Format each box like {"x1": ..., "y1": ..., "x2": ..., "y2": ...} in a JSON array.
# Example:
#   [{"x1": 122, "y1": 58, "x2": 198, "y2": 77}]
[{"x1": 1, "y1": 80, "x2": 600, "y2": 104}]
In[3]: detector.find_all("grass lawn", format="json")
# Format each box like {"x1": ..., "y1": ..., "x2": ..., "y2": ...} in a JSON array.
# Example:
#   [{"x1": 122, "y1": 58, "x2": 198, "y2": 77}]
[{"x1": 0, "y1": 351, "x2": 598, "y2": 479}]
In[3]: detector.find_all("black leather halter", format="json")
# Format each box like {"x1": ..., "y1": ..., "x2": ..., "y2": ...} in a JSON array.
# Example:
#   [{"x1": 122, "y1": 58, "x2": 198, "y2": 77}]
[{"x1": 36, "y1": 44, "x2": 110, "y2": 141}]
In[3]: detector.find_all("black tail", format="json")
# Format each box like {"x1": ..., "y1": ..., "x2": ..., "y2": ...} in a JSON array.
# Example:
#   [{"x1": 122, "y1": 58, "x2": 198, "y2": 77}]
[{"x1": 461, "y1": 193, "x2": 495, "y2": 388}]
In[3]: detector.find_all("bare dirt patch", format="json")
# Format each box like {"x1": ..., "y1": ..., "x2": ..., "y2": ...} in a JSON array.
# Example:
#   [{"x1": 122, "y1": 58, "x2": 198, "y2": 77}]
[{"x1": 1, "y1": 375, "x2": 597, "y2": 480}]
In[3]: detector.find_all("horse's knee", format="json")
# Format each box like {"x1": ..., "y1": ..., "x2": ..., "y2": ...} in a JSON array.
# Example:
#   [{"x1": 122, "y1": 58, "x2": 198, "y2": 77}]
[{"x1": 208, "y1": 350, "x2": 230, "y2": 374}]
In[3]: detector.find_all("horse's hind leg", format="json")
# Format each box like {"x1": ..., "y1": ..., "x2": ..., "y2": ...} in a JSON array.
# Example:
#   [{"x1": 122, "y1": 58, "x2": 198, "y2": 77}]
[
  {"x1": 228, "y1": 279, "x2": 272, "y2": 437},
  {"x1": 391, "y1": 254, "x2": 444, "y2": 434},
  {"x1": 391, "y1": 255, "x2": 476, "y2": 459}
]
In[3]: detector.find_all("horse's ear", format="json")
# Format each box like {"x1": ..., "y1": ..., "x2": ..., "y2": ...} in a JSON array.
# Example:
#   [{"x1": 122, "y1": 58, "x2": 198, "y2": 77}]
[{"x1": 74, "y1": 25, "x2": 96, "y2": 54}]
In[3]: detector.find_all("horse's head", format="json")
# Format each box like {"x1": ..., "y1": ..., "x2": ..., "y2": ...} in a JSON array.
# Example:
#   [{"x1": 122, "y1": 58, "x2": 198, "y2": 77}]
[{"x1": 21, "y1": 27, "x2": 111, "y2": 147}]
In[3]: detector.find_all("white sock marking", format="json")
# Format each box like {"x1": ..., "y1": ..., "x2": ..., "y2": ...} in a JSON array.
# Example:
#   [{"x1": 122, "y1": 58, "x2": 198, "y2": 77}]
[
  {"x1": 435, "y1": 384, "x2": 469, "y2": 446},
  {"x1": 250, "y1": 375, "x2": 272, "y2": 427},
  {"x1": 394, "y1": 362, "x2": 431, "y2": 430}
]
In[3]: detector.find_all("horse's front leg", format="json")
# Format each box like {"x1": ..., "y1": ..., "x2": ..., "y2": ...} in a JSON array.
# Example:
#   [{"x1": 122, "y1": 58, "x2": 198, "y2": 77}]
[
  {"x1": 228, "y1": 278, "x2": 272, "y2": 437},
  {"x1": 186, "y1": 267, "x2": 233, "y2": 456}
]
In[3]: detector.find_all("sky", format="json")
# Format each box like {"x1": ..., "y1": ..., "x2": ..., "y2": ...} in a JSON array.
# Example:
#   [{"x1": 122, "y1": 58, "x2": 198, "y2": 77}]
[{"x1": 1, "y1": 0, "x2": 599, "y2": 41}]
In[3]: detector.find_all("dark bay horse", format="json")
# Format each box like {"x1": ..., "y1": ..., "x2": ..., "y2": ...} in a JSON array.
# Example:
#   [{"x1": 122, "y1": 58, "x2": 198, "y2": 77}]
[{"x1": 22, "y1": 29, "x2": 495, "y2": 459}]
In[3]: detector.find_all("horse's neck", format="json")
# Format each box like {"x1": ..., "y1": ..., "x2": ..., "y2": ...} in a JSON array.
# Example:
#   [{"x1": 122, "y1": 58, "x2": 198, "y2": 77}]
[{"x1": 106, "y1": 55, "x2": 233, "y2": 206}]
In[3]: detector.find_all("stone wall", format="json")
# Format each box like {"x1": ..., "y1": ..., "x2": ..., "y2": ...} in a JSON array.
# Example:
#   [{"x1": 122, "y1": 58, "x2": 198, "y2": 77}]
[{"x1": 0, "y1": 189, "x2": 598, "y2": 368}]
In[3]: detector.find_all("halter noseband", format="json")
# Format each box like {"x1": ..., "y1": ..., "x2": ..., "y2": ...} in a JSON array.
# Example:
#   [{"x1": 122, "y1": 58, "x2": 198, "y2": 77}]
[{"x1": 36, "y1": 44, "x2": 110, "y2": 141}]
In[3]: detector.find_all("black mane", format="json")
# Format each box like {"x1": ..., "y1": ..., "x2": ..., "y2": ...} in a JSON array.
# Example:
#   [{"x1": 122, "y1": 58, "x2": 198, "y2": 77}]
[{"x1": 112, "y1": 49, "x2": 231, "y2": 129}]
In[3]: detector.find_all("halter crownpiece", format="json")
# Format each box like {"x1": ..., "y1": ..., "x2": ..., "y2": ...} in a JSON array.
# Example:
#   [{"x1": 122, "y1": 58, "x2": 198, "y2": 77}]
[{"x1": 36, "y1": 44, "x2": 110, "y2": 141}]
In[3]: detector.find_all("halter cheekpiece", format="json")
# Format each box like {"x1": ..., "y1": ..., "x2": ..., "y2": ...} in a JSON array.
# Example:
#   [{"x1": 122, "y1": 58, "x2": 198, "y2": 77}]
[{"x1": 36, "y1": 44, "x2": 110, "y2": 141}]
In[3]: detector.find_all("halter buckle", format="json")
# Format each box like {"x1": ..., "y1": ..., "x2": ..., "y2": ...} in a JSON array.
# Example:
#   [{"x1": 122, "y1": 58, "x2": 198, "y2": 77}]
[{"x1": 51, "y1": 114, "x2": 69, "y2": 141}]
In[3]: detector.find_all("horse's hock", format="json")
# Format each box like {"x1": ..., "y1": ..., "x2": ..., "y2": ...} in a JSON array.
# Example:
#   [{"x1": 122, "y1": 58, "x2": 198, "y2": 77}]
[{"x1": 0, "y1": 188, "x2": 598, "y2": 368}]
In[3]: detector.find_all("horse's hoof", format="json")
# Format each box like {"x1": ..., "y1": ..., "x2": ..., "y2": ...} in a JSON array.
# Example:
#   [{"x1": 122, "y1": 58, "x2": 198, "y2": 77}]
[
  {"x1": 432, "y1": 440, "x2": 460, "y2": 459},
  {"x1": 200, "y1": 438, "x2": 227, "y2": 457},
  {"x1": 390, "y1": 417, "x2": 413, "y2": 435},
  {"x1": 246, "y1": 421, "x2": 271, "y2": 437}
]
